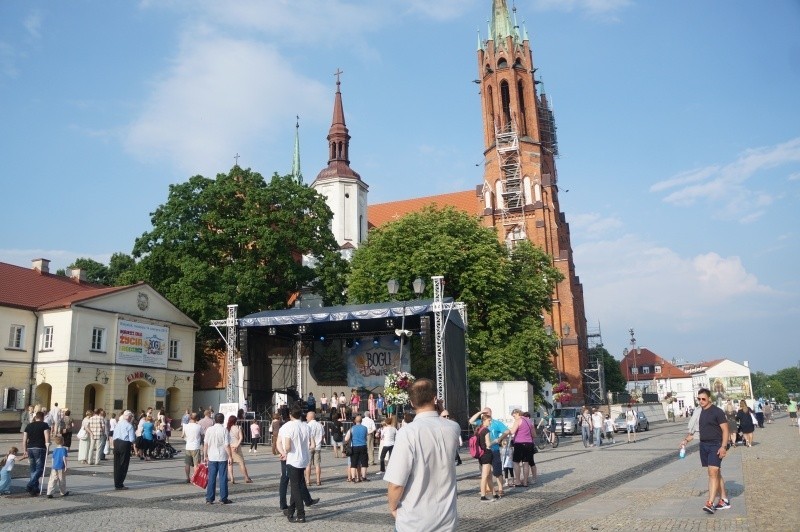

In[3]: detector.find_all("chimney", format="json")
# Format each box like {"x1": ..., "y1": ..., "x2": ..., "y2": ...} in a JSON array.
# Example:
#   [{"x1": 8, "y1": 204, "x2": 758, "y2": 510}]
[
  {"x1": 743, "y1": 360, "x2": 749, "y2": 368},
  {"x1": 32, "y1": 258, "x2": 50, "y2": 274},
  {"x1": 68, "y1": 268, "x2": 87, "y2": 283}
]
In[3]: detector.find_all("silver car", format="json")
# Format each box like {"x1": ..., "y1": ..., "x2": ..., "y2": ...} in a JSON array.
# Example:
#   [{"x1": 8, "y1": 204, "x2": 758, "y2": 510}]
[
  {"x1": 613, "y1": 411, "x2": 649, "y2": 432},
  {"x1": 553, "y1": 407, "x2": 580, "y2": 435}
]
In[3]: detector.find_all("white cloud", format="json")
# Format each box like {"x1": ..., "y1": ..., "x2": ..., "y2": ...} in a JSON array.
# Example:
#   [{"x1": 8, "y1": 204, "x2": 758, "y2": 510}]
[
  {"x1": 651, "y1": 137, "x2": 800, "y2": 223},
  {"x1": 124, "y1": 27, "x2": 328, "y2": 175},
  {"x1": 576, "y1": 234, "x2": 775, "y2": 334},
  {"x1": 570, "y1": 212, "x2": 623, "y2": 237},
  {"x1": 788, "y1": 171, "x2": 800, "y2": 181},
  {"x1": 24, "y1": 10, "x2": 43, "y2": 39}
]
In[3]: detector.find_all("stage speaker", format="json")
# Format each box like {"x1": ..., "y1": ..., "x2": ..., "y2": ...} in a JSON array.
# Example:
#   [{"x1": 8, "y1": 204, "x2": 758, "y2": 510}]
[
  {"x1": 420, "y1": 315, "x2": 433, "y2": 357},
  {"x1": 239, "y1": 328, "x2": 250, "y2": 366}
]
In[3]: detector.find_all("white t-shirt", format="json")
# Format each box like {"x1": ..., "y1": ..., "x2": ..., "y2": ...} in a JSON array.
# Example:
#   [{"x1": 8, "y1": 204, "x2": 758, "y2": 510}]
[
  {"x1": 603, "y1": 418, "x2": 615, "y2": 433},
  {"x1": 381, "y1": 425, "x2": 397, "y2": 446},
  {"x1": 591, "y1": 412, "x2": 604, "y2": 430},
  {"x1": 363, "y1": 416, "x2": 376, "y2": 434},
  {"x1": 2, "y1": 453, "x2": 16, "y2": 472},
  {"x1": 307, "y1": 420, "x2": 324, "y2": 449},
  {"x1": 204, "y1": 424, "x2": 230, "y2": 462},
  {"x1": 279, "y1": 419, "x2": 310, "y2": 469},
  {"x1": 184, "y1": 422, "x2": 203, "y2": 451},
  {"x1": 626, "y1": 410, "x2": 636, "y2": 425}
]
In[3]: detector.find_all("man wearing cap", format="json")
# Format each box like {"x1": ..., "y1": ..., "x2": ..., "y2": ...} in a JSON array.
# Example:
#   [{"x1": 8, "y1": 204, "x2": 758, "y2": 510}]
[{"x1": 112, "y1": 411, "x2": 137, "y2": 490}]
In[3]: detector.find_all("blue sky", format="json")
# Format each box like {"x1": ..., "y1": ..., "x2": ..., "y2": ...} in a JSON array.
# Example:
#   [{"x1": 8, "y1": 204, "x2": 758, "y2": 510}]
[{"x1": 1, "y1": 1, "x2": 798, "y2": 374}]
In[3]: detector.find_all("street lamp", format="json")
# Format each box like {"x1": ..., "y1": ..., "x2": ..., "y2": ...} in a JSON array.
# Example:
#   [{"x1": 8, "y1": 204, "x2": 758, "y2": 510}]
[
  {"x1": 628, "y1": 328, "x2": 639, "y2": 392},
  {"x1": 387, "y1": 278, "x2": 426, "y2": 363}
]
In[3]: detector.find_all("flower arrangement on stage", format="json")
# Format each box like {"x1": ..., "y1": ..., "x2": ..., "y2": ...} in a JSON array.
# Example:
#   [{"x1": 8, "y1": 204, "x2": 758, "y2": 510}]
[
  {"x1": 630, "y1": 388, "x2": 644, "y2": 404},
  {"x1": 384, "y1": 371, "x2": 416, "y2": 406},
  {"x1": 552, "y1": 381, "x2": 572, "y2": 405}
]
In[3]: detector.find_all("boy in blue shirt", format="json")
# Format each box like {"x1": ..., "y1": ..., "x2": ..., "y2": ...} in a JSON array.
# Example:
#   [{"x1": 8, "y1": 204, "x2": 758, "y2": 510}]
[{"x1": 46, "y1": 435, "x2": 69, "y2": 498}]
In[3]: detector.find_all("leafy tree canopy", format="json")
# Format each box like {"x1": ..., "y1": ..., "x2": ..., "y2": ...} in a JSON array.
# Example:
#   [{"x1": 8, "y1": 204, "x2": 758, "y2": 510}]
[
  {"x1": 347, "y1": 206, "x2": 562, "y2": 399},
  {"x1": 592, "y1": 346, "x2": 626, "y2": 393},
  {"x1": 130, "y1": 167, "x2": 348, "y2": 333},
  {"x1": 772, "y1": 367, "x2": 800, "y2": 395},
  {"x1": 765, "y1": 379, "x2": 788, "y2": 403}
]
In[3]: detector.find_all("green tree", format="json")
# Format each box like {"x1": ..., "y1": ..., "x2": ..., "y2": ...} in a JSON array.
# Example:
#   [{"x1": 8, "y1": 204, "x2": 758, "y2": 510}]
[
  {"x1": 765, "y1": 379, "x2": 788, "y2": 403},
  {"x1": 347, "y1": 206, "x2": 562, "y2": 405},
  {"x1": 57, "y1": 257, "x2": 109, "y2": 284},
  {"x1": 108, "y1": 252, "x2": 137, "y2": 286},
  {"x1": 592, "y1": 346, "x2": 626, "y2": 393},
  {"x1": 772, "y1": 367, "x2": 800, "y2": 395},
  {"x1": 750, "y1": 371, "x2": 770, "y2": 398},
  {"x1": 131, "y1": 167, "x2": 348, "y2": 349}
]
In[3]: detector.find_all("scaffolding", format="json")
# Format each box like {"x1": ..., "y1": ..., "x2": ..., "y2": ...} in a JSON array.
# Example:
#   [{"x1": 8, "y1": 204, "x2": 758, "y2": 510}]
[
  {"x1": 537, "y1": 93, "x2": 559, "y2": 157},
  {"x1": 490, "y1": 115, "x2": 527, "y2": 249},
  {"x1": 210, "y1": 304, "x2": 239, "y2": 403},
  {"x1": 583, "y1": 322, "x2": 605, "y2": 405}
]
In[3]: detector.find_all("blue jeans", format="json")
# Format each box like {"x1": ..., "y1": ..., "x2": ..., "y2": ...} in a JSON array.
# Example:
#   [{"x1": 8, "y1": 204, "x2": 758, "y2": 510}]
[
  {"x1": 0, "y1": 468, "x2": 11, "y2": 492},
  {"x1": 206, "y1": 460, "x2": 228, "y2": 502},
  {"x1": 593, "y1": 427, "x2": 602, "y2": 446},
  {"x1": 581, "y1": 425, "x2": 591, "y2": 447},
  {"x1": 26, "y1": 447, "x2": 46, "y2": 492}
]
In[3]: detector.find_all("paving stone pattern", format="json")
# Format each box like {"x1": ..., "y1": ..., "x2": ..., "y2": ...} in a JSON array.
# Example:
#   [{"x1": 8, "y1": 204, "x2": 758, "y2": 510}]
[{"x1": 0, "y1": 413, "x2": 797, "y2": 531}]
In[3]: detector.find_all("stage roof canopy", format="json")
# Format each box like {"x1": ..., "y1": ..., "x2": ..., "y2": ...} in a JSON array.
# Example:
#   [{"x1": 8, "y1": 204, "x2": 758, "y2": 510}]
[{"x1": 239, "y1": 298, "x2": 464, "y2": 330}]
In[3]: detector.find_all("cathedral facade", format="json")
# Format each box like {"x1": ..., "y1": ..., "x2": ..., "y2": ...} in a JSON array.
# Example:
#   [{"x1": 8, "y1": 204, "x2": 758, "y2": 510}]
[{"x1": 311, "y1": 0, "x2": 588, "y2": 401}]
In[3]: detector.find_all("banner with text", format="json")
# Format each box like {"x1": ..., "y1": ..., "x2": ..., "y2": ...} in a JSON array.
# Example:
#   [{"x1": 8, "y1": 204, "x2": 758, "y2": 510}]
[
  {"x1": 116, "y1": 319, "x2": 170, "y2": 368},
  {"x1": 347, "y1": 336, "x2": 410, "y2": 389}
]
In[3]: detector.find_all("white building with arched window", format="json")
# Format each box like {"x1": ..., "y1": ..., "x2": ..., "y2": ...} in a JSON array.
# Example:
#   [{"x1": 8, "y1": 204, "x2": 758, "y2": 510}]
[{"x1": 0, "y1": 259, "x2": 198, "y2": 430}]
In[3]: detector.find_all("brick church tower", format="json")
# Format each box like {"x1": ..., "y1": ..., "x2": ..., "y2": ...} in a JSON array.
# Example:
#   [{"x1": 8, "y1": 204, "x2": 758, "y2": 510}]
[{"x1": 476, "y1": 0, "x2": 588, "y2": 399}]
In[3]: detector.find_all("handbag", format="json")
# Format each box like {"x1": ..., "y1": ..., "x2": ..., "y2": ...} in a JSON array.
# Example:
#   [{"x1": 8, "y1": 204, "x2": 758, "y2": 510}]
[
  {"x1": 77, "y1": 428, "x2": 88, "y2": 441},
  {"x1": 191, "y1": 462, "x2": 209, "y2": 489},
  {"x1": 343, "y1": 441, "x2": 352, "y2": 456}
]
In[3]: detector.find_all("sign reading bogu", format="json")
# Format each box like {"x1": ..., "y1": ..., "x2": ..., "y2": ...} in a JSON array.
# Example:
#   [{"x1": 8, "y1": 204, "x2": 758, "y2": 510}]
[
  {"x1": 117, "y1": 319, "x2": 170, "y2": 368},
  {"x1": 347, "y1": 336, "x2": 410, "y2": 389}
]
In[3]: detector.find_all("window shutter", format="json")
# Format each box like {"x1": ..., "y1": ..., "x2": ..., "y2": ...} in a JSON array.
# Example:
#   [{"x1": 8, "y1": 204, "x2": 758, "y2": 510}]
[{"x1": 2, "y1": 388, "x2": 8, "y2": 410}]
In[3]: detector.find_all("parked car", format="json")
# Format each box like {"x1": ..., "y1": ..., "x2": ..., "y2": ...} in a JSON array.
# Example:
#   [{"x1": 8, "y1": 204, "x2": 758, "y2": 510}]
[
  {"x1": 613, "y1": 411, "x2": 649, "y2": 432},
  {"x1": 553, "y1": 407, "x2": 580, "y2": 435}
]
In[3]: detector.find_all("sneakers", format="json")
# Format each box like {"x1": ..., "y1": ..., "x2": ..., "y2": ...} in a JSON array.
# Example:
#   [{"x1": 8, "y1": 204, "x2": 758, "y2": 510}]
[
  {"x1": 702, "y1": 501, "x2": 715, "y2": 514},
  {"x1": 480, "y1": 496, "x2": 493, "y2": 502},
  {"x1": 715, "y1": 498, "x2": 731, "y2": 510}
]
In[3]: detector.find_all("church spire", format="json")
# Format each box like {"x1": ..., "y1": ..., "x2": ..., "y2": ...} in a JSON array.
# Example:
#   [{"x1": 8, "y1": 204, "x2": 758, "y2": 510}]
[
  {"x1": 291, "y1": 115, "x2": 303, "y2": 183},
  {"x1": 315, "y1": 68, "x2": 360, "y2": 181},
  {"x1": 490, "y1": 0, "x2": 518, "y2": 46}
]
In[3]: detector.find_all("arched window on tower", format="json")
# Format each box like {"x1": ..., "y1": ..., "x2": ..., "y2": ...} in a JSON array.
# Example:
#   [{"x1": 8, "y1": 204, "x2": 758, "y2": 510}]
[
  {"x1": 337, "y1": 141, "x2": 343, "y2": 159},
  {"x1": 522, "y1": 176, "x2": 532, "y2": 205},
  {"x1": 500, "y1": 80, "x2": 511, "y2": 129},
  {"x1": 330, "y1": 142, "x2": 335, "y2": 160},
  {"x1": 517, "y1": 80, "x2": 528, "y2": 136},
  {"x1": 514, "y1": 58, "x2": 524, "y2": 70},
  {"x1": 484, "y1": 188, "x2": 494, "y2": 211},
  {"x1": 497, "y1": 57, "x2": 508, "y2": 69},
  {"x1": 505, "y1": 224, "x2": 526, "y2": 250},
  {"x1": 495, "y1": 180, "x2": 505, "y2": 210},
  {"x1": 486, "y1": 86, "x2": 495, "y2": 137}
]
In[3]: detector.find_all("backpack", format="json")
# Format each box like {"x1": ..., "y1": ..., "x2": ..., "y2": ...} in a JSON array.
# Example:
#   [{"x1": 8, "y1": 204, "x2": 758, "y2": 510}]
[{"x1": 468, "y1": 428, "x2": 486, "y2": 459}]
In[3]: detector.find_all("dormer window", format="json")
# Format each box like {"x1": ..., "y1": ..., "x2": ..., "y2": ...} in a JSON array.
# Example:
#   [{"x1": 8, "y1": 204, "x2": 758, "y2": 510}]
[{"x1": 497, "y1": 58, "x2": 508, "y2": 69}]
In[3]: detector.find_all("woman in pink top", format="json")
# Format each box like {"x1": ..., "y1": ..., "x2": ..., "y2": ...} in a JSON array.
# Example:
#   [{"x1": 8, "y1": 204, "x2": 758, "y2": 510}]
[
  {"x1": 367, "y1": 393, "x2": 376, "y2": 419},
  {"x1": 249, "y1": 419, "x2": 261, "y2": 453},
  {"x1": 350, "y1": 390, "x2": 360, "y2": 419},
  {"x1": 508, "y1": 409, "x2": 537, "y2": 486}
]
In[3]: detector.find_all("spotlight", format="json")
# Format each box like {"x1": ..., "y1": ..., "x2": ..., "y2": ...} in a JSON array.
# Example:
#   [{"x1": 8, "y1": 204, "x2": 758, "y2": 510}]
[
  {"x1": 298, "y1": 325, "x2": 307, "y2": 334},
  {"x1": 373, "y1": 336, "x2": 380, "y2": 346},
  {"x1": 354, "y1": 338, "x2": 361, "y2": 346},
  {"x1": 351, "y1": 321, "x2": 360, "y2": 331},
  {"x1": 385, "y1": 318, "x2": 395, "y2": 328},
  {"x1": 346, "y1": 339, "x2": 354, "y2": 348},
  {"x1": 268, "y1": 327, "x2": 276, "y2": 335},
  {"x1": 319, "y1": 335, "x2": 326, "y2": 342},
  {"x1": 393, "y1": 337, "x2": 400, "y2": 345}
]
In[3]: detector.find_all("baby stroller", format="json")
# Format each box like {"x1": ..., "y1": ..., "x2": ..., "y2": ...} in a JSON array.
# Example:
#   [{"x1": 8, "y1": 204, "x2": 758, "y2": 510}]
[{"x1": 152, "y1": 438, "x2": 179, "y2": 459}]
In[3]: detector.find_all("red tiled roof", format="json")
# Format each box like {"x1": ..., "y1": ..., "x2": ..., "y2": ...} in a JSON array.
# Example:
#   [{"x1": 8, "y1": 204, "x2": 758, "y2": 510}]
[
  {"x1": 620, "y1": 347, "x2": 691, "y2": 380},
  {"x1": 0, "y1": 261, "x2": 130, "y2": 311},
  {"x1": 368, "y1": 190, "x2": 480, "y2": 228}
]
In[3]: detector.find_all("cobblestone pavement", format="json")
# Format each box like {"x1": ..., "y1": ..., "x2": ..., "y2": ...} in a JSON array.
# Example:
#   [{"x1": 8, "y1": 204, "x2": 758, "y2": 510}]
[{"x1": 1, "y1": 413, "x2": 798, "y2": 531}]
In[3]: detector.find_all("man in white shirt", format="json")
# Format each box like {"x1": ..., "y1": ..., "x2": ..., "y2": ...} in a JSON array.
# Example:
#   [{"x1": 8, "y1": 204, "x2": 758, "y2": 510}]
[
  {"x1": 362, "y1": 411, "x2": 377, "y2": 465},
  {"x1": 280, "y1": 405, "x2": 311, "y2": 523},
  {"x1": 385, "y1": 378, "x2": 460, "y2": 531},
  {"x1": 591, "y1": 408, "x2": 604, "y2": 447},
  {"x1": 305, "y1": 411, "x2": 324, "y2": 486},
  {"x1": 203, "y1": 413, "x2": 232, "y2": 505},
  {"x1": 183, "y1": 413, "x2": 203, "y2": 483}
]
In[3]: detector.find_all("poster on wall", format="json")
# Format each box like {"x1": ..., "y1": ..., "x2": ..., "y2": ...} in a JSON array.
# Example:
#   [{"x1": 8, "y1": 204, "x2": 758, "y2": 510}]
[
  {"x1": 710, "y1": 376, "x2": 753, "y2": 405},
  {"x1": 346, "y1": 336, "x2": 410, "y2": 389},
  {"x1": 117, "y1": 319, "x2": 170, "y2": 368}
]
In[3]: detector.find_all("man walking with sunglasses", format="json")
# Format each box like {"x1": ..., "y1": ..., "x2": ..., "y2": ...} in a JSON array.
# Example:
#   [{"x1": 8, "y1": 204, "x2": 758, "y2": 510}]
[{"x1": 680, "y1": 388, "x2": 729, "y2": 514}]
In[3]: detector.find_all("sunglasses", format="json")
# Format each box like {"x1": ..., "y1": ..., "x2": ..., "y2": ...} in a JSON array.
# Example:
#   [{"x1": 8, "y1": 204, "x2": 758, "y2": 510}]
[{"x1": 697, "y1": 397, "x2": 709, "y2": 401}]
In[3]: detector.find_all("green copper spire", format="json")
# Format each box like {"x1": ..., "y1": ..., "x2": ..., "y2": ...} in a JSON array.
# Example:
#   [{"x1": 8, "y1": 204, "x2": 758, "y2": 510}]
[
  {"x1": 522, "y1": 20, "x2": 529, "y2": 42},
  {"x1": 490, "y1": 0, "x2": 517, "y2": 46},
  {"x1": 477, "y1": 28, "x2": 483, "y2": 51},
  {"x1": 292, "y1": 115, "x2": 302, "y2": 184}
]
